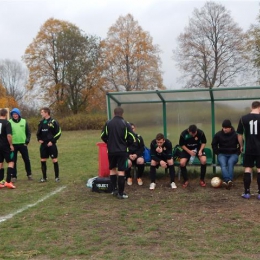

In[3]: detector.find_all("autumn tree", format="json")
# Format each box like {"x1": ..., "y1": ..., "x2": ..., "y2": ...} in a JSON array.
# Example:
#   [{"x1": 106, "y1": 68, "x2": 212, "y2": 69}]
[
  {"x1": 0, "y1": 80, "x2": 18, "y2": 109},
  {"x1": 173, "y1": 2, "x2": 248, "y2": 88},
  {"x1": 0, "y1": 59, "x2": 28, "y2": 103},
  {"x1": 23, "y1": 18, "x2": 101, "y2": 114},
  {"x1": 100, "y1": 13, "x2": 164, "y2": 91}
]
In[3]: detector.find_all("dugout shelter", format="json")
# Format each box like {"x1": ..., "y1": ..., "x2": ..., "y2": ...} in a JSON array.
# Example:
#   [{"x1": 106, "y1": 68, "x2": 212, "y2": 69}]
[{"x1": 105, "y1": 86, "x2": 260, "y2": 166}]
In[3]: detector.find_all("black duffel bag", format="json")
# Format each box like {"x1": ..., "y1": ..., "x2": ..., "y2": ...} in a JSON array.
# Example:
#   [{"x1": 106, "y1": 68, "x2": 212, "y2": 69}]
[{"x1": 92, "y1": 177, "x2": 113, "y2": 193}]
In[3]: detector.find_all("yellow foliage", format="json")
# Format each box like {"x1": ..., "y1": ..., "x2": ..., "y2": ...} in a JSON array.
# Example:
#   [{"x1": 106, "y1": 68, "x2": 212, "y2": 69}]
[
  {"x1": 0, "y1": 82, "x2": 18, "y2": 108},
  {"x1": 0, "y1": 96, "x2": 18, "y2": 109}
]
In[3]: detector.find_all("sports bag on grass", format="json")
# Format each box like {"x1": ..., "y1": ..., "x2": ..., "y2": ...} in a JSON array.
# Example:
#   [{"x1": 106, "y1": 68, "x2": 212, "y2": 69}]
[
  {"x1": 92, "y1": 177, "x2": 113, "y2": 193},
  {"x1": 86, "y1": 176, "x2": 98, "y2": 188}
]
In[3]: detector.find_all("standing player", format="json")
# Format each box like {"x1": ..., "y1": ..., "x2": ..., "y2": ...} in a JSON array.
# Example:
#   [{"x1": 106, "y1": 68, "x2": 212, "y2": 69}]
[
  {"x1": 237, "y1": 101, "x2": 260, "y2": 200},
  {"x1": 101, "y1": 107, "x2": 135, "y2": 199},
  {"x1": 37, "y1": 107, "x2": 61, "y2": 183},
  {"x1": 179, "y1": 124, "x2": 207, "y2": 188},
  {"x1": 0, "y1": 108, "x2": 15, "y2": 189}
]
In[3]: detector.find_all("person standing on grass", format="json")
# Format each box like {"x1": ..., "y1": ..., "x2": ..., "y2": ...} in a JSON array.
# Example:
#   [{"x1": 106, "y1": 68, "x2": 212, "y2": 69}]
[
  {"x1": 237, "y1": 101, "x2": 260, "y2": 200},
  {"x1": 9, "y1": 108, "x2": 33, "y2": 182},
  {"x1": 149, "y1": 133, "x2": 176, "y2": 190},
  {"x1": 125, "y1": 123, "x2": 145, "y2": 186},
  {"x1": 179, "y1": 124, "x2": 207, "y2": 188},
  {"x1": 0, "y1": 108, "x2": 15, "y2": 189},
  {"x1": 211, "y1": 119, "x2": 240, "y2": 189},
  {"x1": 37, "y1": 107, "x2": 61, "y2": 183},
  {"x1": 101, "y1": 107, "x2": 136, "y2": 199}
]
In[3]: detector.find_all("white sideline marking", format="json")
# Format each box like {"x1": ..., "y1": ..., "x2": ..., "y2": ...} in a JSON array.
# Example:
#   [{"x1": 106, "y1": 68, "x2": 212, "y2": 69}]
[{"x1": 0, "y1": 186, "x2": 66, "y2": 223}]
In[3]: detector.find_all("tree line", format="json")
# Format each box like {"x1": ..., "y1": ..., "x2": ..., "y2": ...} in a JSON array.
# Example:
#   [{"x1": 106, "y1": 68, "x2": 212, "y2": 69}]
[{"x1": 1, "y1": 1, "x2": 260, "y2": 115}]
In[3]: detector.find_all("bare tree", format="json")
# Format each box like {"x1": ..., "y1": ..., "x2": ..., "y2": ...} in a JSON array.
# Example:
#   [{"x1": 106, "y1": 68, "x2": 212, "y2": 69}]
[
  {"x1": 173, "y1": 1, "x2": 248, "y2": 88},
  {"x1": 245, "y1": 11, "x2": 260, "y2": 85},
  {"x1": 0, "y1": 59, "x2": 28, "y2": 103},
  {"x1": 100, "y1": 13, "x2": 164, "y2": 91}
]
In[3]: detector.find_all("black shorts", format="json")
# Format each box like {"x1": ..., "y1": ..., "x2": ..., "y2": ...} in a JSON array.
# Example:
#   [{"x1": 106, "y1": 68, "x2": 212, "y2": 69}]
[
  {"x1": 0, "y1": 146, "x2": 14, "y2": 163},
  {"x1": 151, "y1": 155, "x2": 172, "y2": 168},
  {"x1": 243, "y1": 154, "x2": 260, "y2": 168},
  {"x1": 40, "y1": 144, "x2": 58, "y2": 159},
  {"x1": 108, "y1": 153, "x2": 129, "y2": 171}
]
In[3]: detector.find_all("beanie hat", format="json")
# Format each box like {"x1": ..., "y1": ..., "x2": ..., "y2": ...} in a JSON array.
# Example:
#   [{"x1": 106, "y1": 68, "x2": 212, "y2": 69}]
[
  {"x1": 10, "y1": 108, "x2": 21, "y2": 117},
  {"x1": 222, "y1": 119, "x2": 232, "y2": 128}
]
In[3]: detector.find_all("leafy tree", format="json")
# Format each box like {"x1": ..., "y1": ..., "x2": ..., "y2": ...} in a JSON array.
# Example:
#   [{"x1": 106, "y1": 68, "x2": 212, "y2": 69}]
[
  {"x1": 0, "y1": 59, "x2": 28, "y2": 103},
  {"x1": 173, "y1": 1, "x2": 248, "y2": 88},
  {"x1": 23, "y1": 18, "x2": 101, "y2": 114},
  {"x1": 100, "y1": 13, "x2": 164, "y2": 91}
]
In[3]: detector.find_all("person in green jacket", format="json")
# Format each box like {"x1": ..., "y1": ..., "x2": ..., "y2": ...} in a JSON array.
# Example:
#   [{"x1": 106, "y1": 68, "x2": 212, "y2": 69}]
[{"x1": 9, "y1": 108, "x2": 32, "y2": 182}]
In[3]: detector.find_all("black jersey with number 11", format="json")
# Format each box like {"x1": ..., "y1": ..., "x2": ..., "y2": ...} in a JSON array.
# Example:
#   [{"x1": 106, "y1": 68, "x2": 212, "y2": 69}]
[{"x1": 237, "y1": 113, "x2": 260, "y2": 155}]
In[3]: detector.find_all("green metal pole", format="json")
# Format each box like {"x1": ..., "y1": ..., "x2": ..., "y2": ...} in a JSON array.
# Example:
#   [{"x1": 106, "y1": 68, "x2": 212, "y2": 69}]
[
  {"x1": 162, "y1": 102, "x2": 167, "y2": 138},
  {"x1": 209, "y1": 88, "x2": 216, "y2": 174},
  {"x1": 106, "y1": 93, "x2": 112, "y2": 120},
  {"x1": 155, "y1": 90, "x2": 167, "y2": 138}
]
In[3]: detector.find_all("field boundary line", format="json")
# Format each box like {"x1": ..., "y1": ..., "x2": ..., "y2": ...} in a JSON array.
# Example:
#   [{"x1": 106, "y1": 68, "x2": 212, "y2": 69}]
[{"x1": 0, "y1": 186, "x2": 66, "y2": 224}]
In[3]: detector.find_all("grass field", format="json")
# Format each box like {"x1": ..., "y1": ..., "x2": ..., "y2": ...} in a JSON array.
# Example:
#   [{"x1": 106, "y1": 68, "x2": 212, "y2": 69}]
[{"x1": 1, "y1": 130, "x2": 260, "y2": 260}]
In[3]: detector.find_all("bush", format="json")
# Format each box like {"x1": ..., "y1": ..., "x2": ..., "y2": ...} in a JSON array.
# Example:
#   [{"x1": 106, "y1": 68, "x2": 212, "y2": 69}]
[{"x1": 27, "y1": 113, "x2": 107, "y2": 131}]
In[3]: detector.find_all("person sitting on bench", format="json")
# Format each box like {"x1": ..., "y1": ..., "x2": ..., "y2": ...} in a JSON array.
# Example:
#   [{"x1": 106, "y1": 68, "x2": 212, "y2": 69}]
[{"x1": 179, "y1": 124, "x2": 207, "y2": 188}]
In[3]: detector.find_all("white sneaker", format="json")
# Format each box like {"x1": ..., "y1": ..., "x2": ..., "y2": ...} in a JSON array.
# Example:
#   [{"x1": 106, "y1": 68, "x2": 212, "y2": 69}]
[
  {"x1": 127, "y1": 178, "x2": 133, "y2": 186},
  {"x1": 171, "y1": 182, "x2": 177, "y2": 189},
  {"x1": 149, "y1": 182, "x2": 156, "y2": 190},
  {"x1": 137, "y1": 178, "x2": 143, "y2": 186}
]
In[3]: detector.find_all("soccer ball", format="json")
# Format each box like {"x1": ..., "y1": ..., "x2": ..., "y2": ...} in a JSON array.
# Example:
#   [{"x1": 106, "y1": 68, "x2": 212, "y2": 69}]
[{"x1": 211, "y1": 177, "x2": 222, "y2": 188}]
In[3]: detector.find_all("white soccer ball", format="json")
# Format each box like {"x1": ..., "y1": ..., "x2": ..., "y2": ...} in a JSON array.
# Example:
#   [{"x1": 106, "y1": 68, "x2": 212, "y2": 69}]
[{"x1": 211, "y1": 177, "x2": 222, "y2": 188}]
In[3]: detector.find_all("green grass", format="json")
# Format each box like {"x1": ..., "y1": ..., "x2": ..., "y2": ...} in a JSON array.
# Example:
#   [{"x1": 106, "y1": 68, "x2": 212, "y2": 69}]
[{"x1": 0, "y1": 130, "x2": 260, "y2": 260}]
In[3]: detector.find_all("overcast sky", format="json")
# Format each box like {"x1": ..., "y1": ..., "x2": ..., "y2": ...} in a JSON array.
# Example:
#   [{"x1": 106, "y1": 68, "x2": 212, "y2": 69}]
[{"x1": 0, "y1": 0, "x2": 259, "y2": 89}]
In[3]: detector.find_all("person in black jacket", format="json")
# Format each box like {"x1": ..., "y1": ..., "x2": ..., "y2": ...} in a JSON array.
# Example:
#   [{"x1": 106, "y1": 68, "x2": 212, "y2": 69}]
[
  {"x1": 179, "y1": 125, "x2": 207, "y2": 188},
  {"x1": 0, "y1": 108, "x2": 15, "y2": 189},
  {"x1": 101, "y1": 107, "x2": 135, "y2": 199},
  {"x1": 149, "y1": 133, "x2": 176, "y2": 190},
  {"x1": 211, "y1": 119, "x2": 240, "y2": 189},
  {"x1": 125, "y1": 123, "x2": 145, "y2": 186},
  {"x1": 36, "y1": 107, "x2": 61, "y2": 183}
]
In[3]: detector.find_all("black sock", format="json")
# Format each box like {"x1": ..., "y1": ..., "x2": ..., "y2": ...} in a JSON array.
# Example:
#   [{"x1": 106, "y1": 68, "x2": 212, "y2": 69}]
[
  {"x1": 150, "y1": 166, "x2": 156, "y2": 183},
  {"x1": 110, "y1": 175, "x2": 117, "y2": 191},
  {"x1": 200, "y1": 164, "x2": 206, "y2": 180},
  {"x1": 0, "y1": 168, "x2": 4, "y2": 181},
  {"x1": 118, "y1": 176, "x2": 125, "y2": 195},
  {"x1": 125, "y1": 168, "x2": 131, "y2": 179},
  {"x1": 257, "y1": 172, "x2": 260, "y2": 194},
  {"x1": 54, "y1": 162, "x2": 59, "y2": 178},
  {"x1": 6, "y1": 167, "x2": 14, "y2": 183},
  {"x1": 181, "y1": 166, "x2": 188, "y2": 182},
  {"x1": 137, "y1": 164, "x2": 145, "y2": 179},
  {"x1": 243, "y1": 172, "x2": 251, "y2": 194},
  {"x1": 41, "y1": 161, "x2": 47, "y2": 179},
  {"x1": 169, "y1": 165, "x2": 175, "y2": 182}
]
